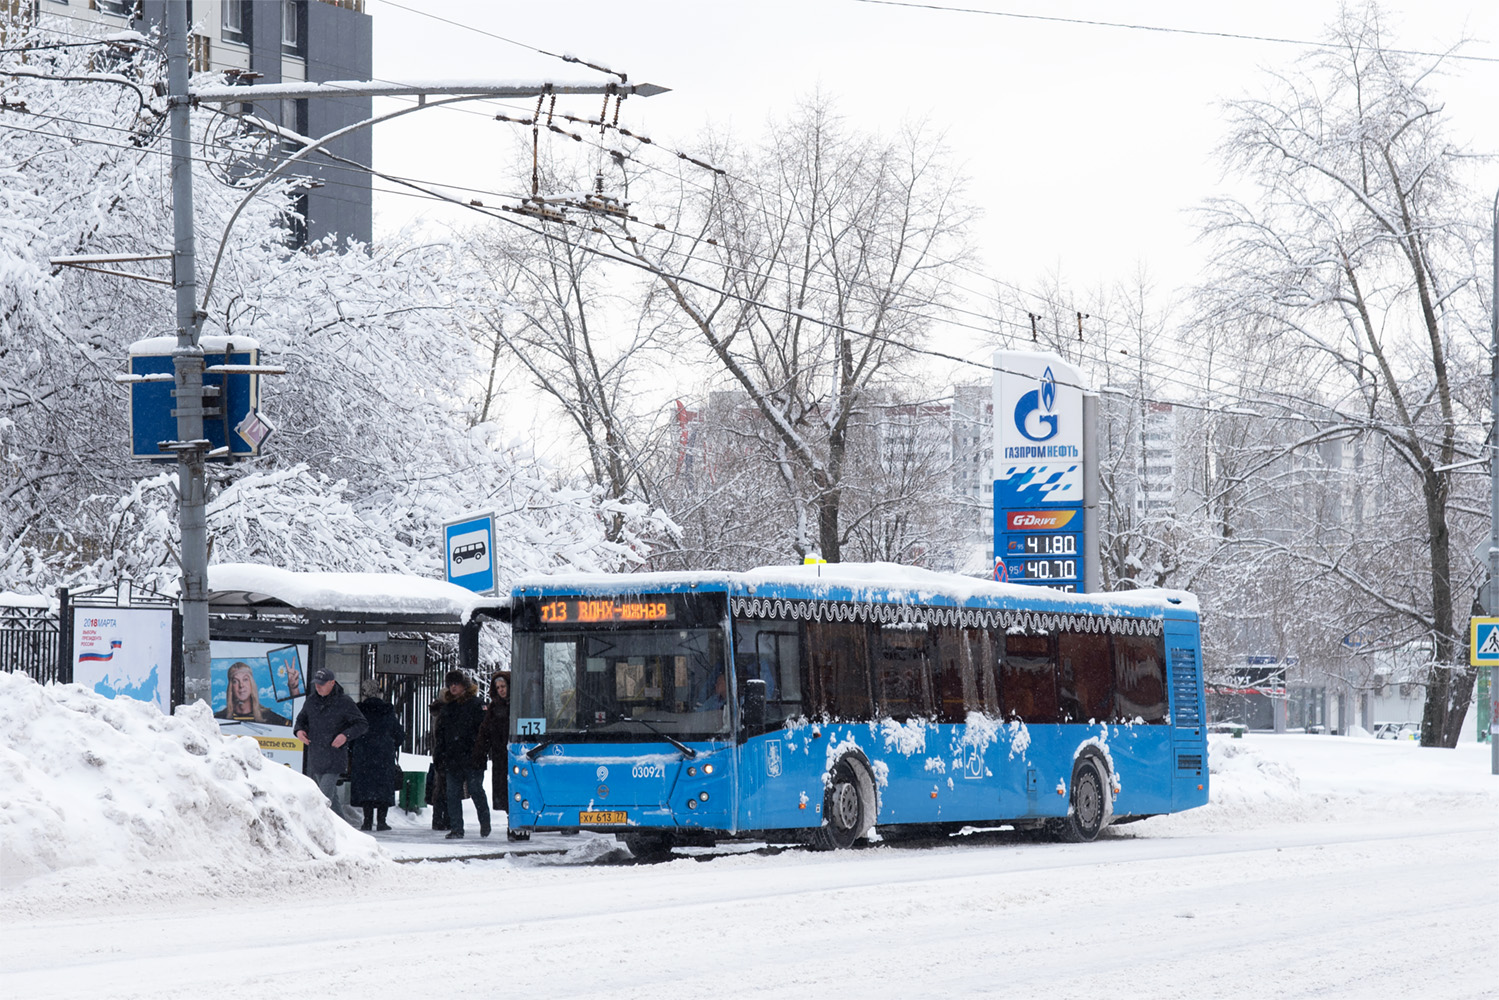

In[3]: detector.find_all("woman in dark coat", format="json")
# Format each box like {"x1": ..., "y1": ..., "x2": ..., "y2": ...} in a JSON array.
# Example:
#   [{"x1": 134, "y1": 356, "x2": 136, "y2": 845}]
[
  {"x1": 424, "y1": 697, "x2": 450, "y2": 830},
  {"x1": 476, "y1": 670, "x2": 527, "y2": 840},
  {"x1": 349, "y1": 679, "x2": 405, "y2": 831}
]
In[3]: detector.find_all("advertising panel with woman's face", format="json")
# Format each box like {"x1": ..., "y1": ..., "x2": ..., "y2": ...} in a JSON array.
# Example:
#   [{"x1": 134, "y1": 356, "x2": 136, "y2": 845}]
[{"x1": 210, "y1": 640, "x2": 311, "y2": 767}]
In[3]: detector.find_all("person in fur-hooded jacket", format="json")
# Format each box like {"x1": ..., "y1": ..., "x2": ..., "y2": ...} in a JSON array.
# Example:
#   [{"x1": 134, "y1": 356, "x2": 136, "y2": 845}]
[{"x1": 431, "y1": 669, "x2": 490, "y2": 838}]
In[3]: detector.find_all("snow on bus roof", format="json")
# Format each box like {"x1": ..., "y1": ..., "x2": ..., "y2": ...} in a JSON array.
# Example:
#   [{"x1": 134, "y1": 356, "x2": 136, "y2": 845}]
[
  {"x1": 207, "y1": 563, "x2": 508, "y2": 620},
  {"x1": 516, "y1": 561, "x2": 1197, "y2": 614}
]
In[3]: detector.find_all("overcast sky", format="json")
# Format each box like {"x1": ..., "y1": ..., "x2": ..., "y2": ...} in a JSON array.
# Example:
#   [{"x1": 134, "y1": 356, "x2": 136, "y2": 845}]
[{"x1": 367, "y1": 1, "x2": 1496, "y2": 359}]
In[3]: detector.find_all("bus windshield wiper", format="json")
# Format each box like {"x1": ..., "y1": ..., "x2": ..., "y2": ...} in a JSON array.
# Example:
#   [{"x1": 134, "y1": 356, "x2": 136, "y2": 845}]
[
  {"x1": 618, "y1": 713, "x2": 697, "y2": 758},
  {"x1": 524, "y1": 682, "x2": 616, "y2": 759},
  {"x1": 525, "y1": 726, "x2": 590, "y2": 761}
]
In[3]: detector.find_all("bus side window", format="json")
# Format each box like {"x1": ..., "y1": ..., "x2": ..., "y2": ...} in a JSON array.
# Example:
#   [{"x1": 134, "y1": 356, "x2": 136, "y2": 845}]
[
  {"x1": 733, "y1": 622, "x2": 802, "y2": 724},
  {"x1": 770, "y1": 628, "x2": 801, "y2": 715},
  {"x1": 805, "y1": 620, "x2": 871, "y2": 721},
  {"x1": 1114, "y1": 632, "x2": 1168, "y2": 723},
  {"x1": 1001, "y1": 631, "x2": 1059, "y2": 724},
  {"x1": 873, "y1": 623, "x2": 934, "y2": 722},
  {"x1": 932, "y1": 625, "x2": 999, "y2": 723},
  {"x1": 1058, "y1": 631, "x2": 1113, "y2": 723}
]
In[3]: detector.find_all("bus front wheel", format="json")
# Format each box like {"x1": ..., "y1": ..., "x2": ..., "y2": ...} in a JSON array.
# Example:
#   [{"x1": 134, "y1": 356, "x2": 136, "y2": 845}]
[
  {"x1": 812, "y1": 756, "x2": 876, "y2": 850},
  {"x1": 1050, "y1": 755, "x2": 1112, "y2": 843},
  {"x1": 621, "y1": 833, "x2": 676, "y2": 861}
]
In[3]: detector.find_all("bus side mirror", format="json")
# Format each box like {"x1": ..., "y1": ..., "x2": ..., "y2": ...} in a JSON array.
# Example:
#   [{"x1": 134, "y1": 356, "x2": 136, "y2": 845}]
[{"x1": 743, "y1": 678, "x2": 766, "y2": 730}]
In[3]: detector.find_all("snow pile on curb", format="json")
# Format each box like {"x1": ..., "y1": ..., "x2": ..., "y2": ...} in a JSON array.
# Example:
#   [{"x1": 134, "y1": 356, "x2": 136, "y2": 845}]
[
  {"x1": 1154, "y1": 733, "x2": 1499, "y2": 834},
  {"x1": 1207, "y1": 736, "x2": 1301, "y2": 805},
  {"x1": 0, "y1": 673, "x2": 383, "y2": 893}
]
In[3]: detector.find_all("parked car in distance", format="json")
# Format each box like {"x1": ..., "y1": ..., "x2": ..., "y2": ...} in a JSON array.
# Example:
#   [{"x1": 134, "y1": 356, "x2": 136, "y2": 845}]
[{"x1": 1374, "y1": 721, "x2": 1422, "y2": 740}]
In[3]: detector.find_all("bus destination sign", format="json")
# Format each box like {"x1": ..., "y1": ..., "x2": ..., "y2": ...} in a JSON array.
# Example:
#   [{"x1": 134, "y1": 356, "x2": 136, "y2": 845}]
[{"x1": 539, "y1": 596, "x2": 676, "y2": 625}]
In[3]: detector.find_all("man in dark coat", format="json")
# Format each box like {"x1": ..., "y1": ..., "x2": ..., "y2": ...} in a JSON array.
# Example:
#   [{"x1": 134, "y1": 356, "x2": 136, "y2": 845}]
[
  {"x1": 293, "y1": 669, "x2": 369, "y2": 819},
  {"x1": 349, "y1": 679, "x2": 405, "y2": 831},
  {"x1": 432, "y1": 669, "x2": 490, "y2": 839}
]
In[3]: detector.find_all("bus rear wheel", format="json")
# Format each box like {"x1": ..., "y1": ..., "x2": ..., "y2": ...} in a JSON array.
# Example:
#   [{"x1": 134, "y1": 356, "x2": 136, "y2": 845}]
[
  {"x1": 1050, "y1": 756, "x2": 1111, "y2": 843},
  {"x1": 812, "y1": 756, "x2": 875, "y2": 850}
]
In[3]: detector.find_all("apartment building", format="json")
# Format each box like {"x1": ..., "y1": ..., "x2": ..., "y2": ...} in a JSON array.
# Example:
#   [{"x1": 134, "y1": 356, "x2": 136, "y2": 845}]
[{"x1": 39, "y1": 0, "x2": 372, "y2": 245}]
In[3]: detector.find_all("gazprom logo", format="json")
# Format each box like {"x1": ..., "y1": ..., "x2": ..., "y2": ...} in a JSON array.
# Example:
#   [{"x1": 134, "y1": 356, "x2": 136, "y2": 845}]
[{"x1": 1013, "y1": 366, "x2": 1059, "y2": 442}]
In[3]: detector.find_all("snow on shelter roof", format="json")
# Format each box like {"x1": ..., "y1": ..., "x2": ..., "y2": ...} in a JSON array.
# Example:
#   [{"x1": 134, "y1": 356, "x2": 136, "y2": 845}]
[
  {"x1": 207, "y1": 563, "x2": 508, "y2": 622},
  {"x1": 516, "y1": 561, "x2": 1197, "y2": 615}
]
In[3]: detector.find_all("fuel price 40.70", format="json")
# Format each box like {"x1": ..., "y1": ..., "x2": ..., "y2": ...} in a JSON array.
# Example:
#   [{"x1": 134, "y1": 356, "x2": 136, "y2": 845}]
[{"x1": 1020, "y1": 558, "x2": 1077, "y2": 580}]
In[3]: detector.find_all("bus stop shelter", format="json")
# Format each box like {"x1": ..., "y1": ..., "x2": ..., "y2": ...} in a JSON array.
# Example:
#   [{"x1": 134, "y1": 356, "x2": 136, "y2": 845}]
[{"x1": 205, "y1": 563, "x2": 511, "y2": 754}]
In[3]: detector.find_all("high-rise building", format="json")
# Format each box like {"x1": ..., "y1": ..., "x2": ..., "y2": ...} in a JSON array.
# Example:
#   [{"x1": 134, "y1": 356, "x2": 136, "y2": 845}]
[
  {"x1": 39, "y1": 0, "x2": 372, "y2": 246},
  {"x1": 948, "y1": 383, "x2": 994, "y2": 573},
  {"x1": 1137, "y1": 401, "x2": 1177, "y2": 514}
]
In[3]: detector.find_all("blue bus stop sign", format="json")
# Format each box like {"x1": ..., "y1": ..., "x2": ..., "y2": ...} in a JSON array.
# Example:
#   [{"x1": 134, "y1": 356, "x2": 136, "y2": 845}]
[{"x1": 444, "y1": 514, "x2": 496, "y2": 595}]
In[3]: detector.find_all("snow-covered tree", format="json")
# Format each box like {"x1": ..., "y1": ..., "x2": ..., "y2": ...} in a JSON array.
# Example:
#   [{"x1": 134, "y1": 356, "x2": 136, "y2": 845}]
[
  {"x1": 463, "y1": 153, "x2": 676, "y2": 549},
  {"x1": 615, "y1": 98, "x2": 974, "y2": 563},
  {"x1": 1196, "y1": 2, "x2": 1490, "y2": 746},
  {"x1": 0, "y1": 14, "x2": 662, "y2": 597}
]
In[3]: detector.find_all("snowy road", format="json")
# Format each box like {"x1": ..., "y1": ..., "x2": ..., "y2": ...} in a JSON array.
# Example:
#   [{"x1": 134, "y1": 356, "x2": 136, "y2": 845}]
[{"x1": 5, "y1": 813, "x2": 1493, "y2": 999}]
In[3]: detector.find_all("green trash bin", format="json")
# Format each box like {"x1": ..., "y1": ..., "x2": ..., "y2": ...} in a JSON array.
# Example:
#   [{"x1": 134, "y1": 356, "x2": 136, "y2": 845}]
[{"x1": 399, "y1": 770, "x2": 426, "y2": 813}]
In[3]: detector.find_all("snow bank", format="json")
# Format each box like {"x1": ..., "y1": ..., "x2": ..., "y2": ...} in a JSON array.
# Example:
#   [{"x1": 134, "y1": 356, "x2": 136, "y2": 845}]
[
  {"x1": 0, "y1": 673, "x2": 383, "y2": 896},
  {"x1": 1153, "y1": 732, "x2": 1499, "y2": 833}
]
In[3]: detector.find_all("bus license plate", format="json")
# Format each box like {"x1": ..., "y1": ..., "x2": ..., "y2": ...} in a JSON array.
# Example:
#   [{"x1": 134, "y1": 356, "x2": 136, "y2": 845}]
[{"x1": 579, "y1": 810, "x2": 627, "y2": 825}]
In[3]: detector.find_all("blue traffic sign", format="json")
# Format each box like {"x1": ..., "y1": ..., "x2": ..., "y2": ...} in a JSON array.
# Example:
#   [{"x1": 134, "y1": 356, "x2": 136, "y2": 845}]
[
  {"x1": 444, "y1": 514, "x2": 496, "y2": 594},
  {"x1": 1471, "y1": 618, "x2": 1499, "y2": 666},
  {"x1": 129, "y1": 345, "x2": 260, "y2": 461}
]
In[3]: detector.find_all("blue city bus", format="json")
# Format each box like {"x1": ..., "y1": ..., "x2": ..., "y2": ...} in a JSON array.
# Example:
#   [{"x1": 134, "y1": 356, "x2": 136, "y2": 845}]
[{"x1": 507, "y1": 563, "x2": 1206, "y2": 856}]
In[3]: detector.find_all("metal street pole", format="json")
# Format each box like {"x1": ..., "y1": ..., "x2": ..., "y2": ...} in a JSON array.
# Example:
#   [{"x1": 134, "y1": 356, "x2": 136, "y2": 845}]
[
  {"x1": 1081, "y1": 391, "x2": 1101, "y2": 593},
  {"x1": 1490, "y1": 184, "x2": 1498, "y2": 776},
  {"x1": 154, "y1": 7, "x2": 666, "y2": 708},
  {"x1": 165, "y1": 1, "x2": 211, "y2": 706}
]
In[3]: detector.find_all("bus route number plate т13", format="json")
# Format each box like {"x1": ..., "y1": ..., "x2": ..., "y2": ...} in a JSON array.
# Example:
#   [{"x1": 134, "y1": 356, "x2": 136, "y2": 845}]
[{"x1": 579, "y1": 810, "x2": 627, "y2": 825}]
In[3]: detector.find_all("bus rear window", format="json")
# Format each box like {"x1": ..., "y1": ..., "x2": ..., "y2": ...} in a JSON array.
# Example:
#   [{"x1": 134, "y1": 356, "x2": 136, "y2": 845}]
[{"x1": 1114, "y1": 633, "x2": 1168, "y2": 723}]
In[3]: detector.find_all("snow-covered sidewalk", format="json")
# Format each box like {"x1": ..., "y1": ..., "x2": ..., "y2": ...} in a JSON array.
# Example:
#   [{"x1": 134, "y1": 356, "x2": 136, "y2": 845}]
[{"x1": 3, "y1": 676, "x2": 1496, "y2": 998}]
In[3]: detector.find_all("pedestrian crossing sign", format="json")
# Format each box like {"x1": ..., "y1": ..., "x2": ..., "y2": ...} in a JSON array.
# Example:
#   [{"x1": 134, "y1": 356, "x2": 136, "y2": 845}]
[{"x1": 1470, "y1": 618, "x2": 1499, "y2": 665}]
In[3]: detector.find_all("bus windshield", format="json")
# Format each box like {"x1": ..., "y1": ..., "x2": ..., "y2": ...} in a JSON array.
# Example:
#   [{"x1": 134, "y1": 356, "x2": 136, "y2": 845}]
[{"x1": 512, "y1": 626, "x2": 730, "y2": 741}]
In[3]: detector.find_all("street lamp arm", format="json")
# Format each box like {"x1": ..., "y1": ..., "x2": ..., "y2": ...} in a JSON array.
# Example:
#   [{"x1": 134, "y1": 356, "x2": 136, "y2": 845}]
[
  {"x1": 198, "y1": 79, "x2": 667, "y2": 313},
  {"x1": 200, "y1": 93, "x2": 517, "y2": 313},
  {"x1": 189, "y1": 79, "x2": 668, "y2": 101}
]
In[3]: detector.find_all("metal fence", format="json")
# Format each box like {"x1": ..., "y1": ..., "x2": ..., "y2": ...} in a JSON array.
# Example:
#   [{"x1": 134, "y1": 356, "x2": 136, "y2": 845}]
[
  {"x1": 0, "y1": 603, "x2": 61, "y2": 683},
  {"x1": 1, "y1": 597, "x2": 488, "y2": 757}
]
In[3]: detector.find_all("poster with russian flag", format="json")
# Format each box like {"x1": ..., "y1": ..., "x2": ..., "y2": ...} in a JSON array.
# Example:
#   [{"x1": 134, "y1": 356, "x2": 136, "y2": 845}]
[{"x1": 72, "y1": 608, "x2": 173, "y2": 715}]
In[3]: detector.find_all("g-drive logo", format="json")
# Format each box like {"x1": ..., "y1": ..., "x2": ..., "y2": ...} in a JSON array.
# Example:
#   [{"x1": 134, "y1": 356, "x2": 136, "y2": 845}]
[
  {"x1": 1005, "y1": 366, "x2": 1080, "y2": 460},
  {"x1": 1007, "y1": 510, "x2": 1076, "y2": 530}
]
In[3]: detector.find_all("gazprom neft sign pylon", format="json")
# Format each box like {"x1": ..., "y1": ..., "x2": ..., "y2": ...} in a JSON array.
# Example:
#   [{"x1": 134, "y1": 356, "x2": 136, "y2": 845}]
[{"x1": 992, "y1": 351, "x2": 1092, "y2": 592}]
